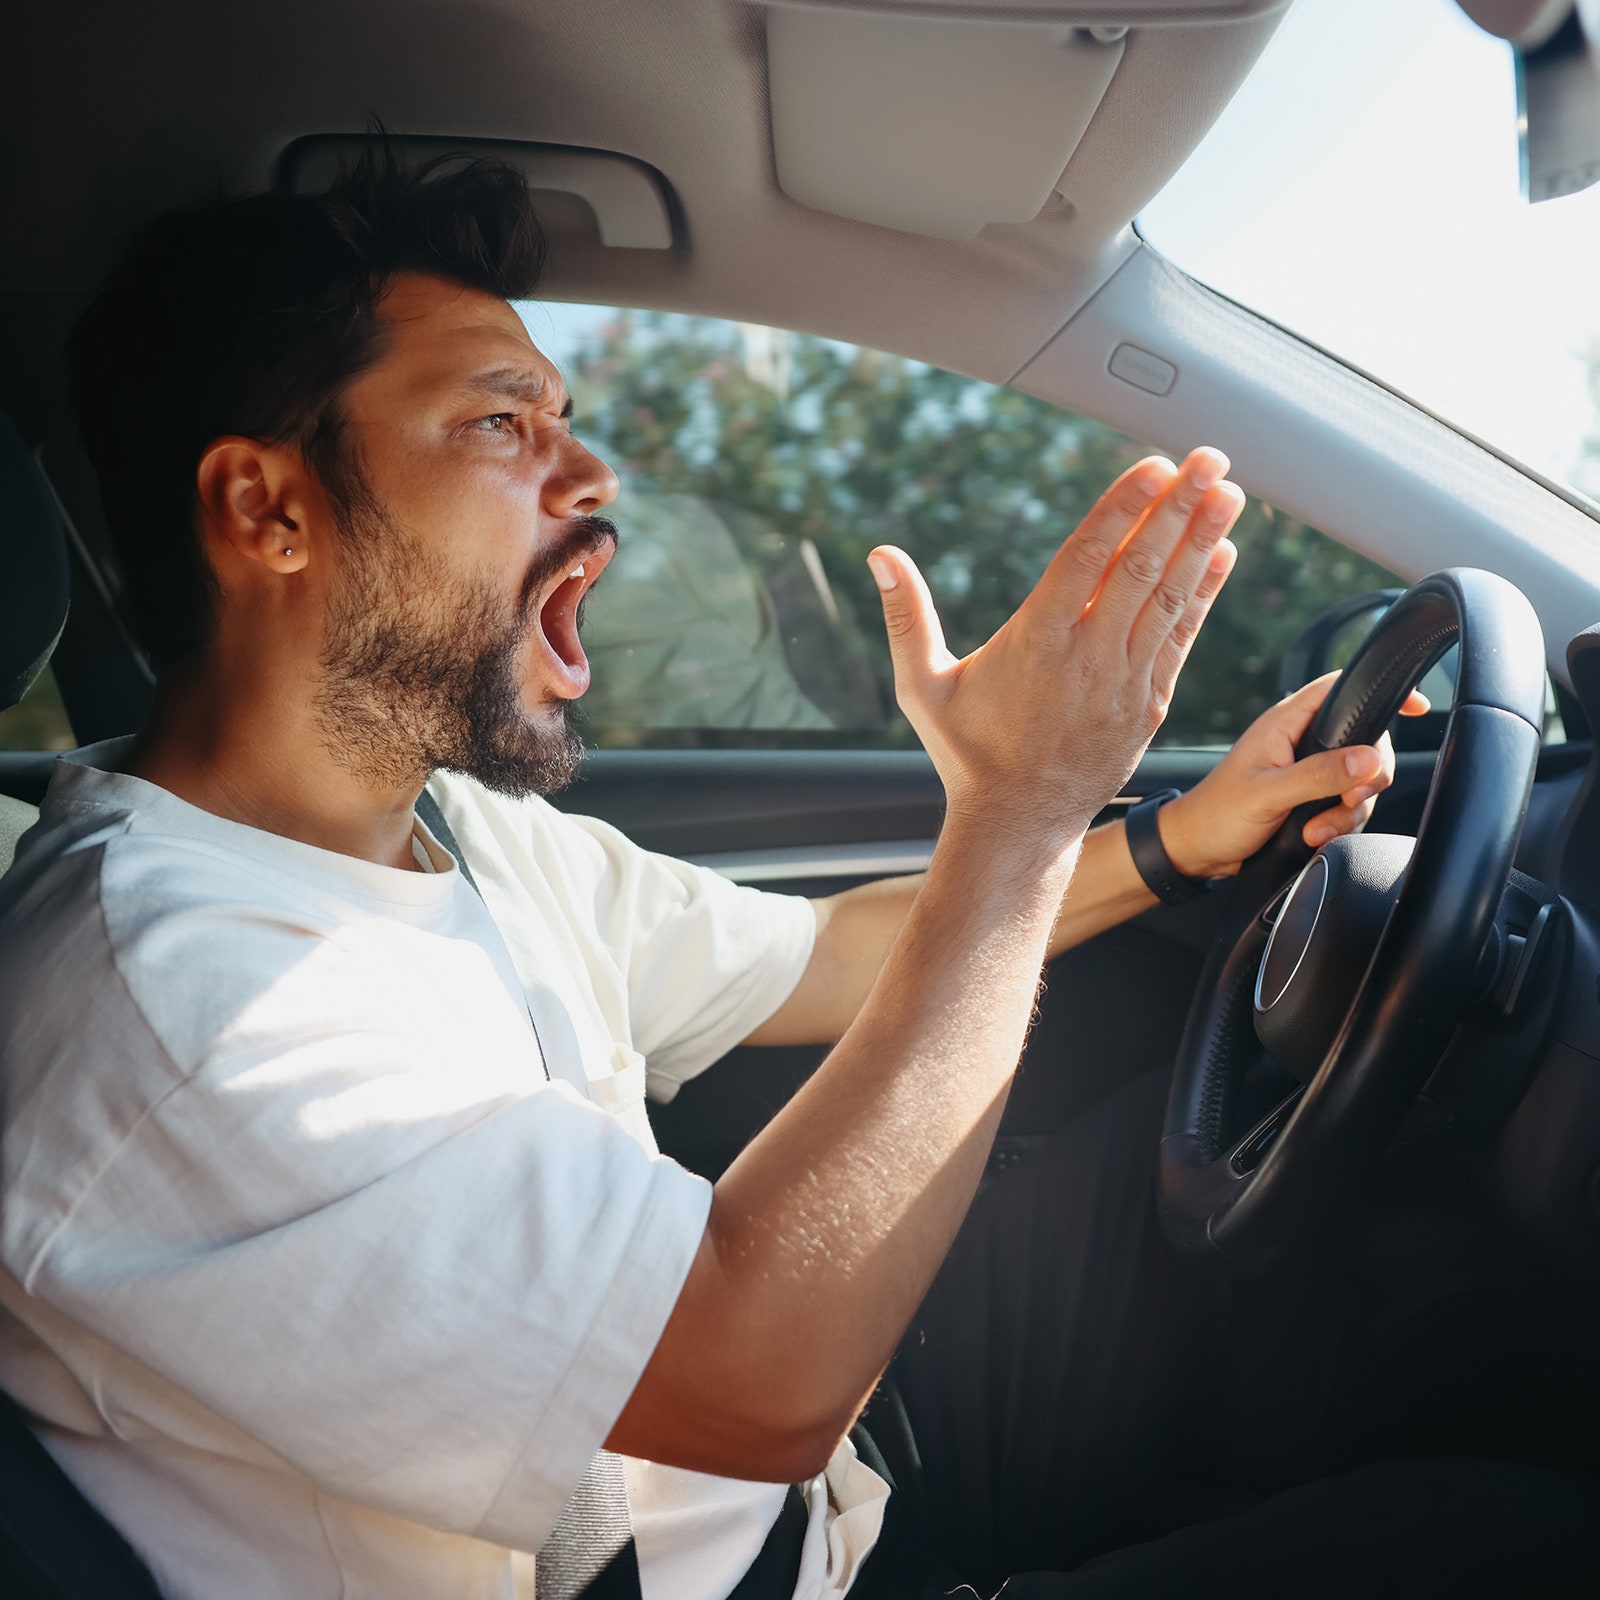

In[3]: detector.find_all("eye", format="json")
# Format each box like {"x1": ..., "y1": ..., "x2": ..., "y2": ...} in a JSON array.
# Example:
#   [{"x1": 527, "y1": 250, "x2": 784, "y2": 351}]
[{"x1": 472, "y1": 413, "x2": 517, "y2": 433}]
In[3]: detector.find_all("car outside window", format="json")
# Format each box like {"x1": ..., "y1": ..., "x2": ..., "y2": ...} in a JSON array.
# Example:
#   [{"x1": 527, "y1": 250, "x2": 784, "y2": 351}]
[{"x1": 523, "y1": 302, "x2": 1402, "y2": 751}]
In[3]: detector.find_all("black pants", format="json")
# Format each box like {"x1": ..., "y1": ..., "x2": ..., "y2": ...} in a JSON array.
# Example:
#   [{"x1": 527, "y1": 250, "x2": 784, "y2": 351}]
[{"x1": 847, "y1": 1071, "x2": 1600, "y2": 1598}]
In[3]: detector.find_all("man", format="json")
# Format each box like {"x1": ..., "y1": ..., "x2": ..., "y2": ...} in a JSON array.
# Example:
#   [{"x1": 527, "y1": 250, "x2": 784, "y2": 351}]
[{"x1": 0, "y1": 154, "x2": 1590, "y2": 1600}]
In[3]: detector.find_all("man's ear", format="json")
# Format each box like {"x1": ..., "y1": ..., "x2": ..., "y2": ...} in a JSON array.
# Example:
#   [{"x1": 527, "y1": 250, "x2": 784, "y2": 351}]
[{"x1": 195, "y1": 437, "x2": 313, "y2": 575}]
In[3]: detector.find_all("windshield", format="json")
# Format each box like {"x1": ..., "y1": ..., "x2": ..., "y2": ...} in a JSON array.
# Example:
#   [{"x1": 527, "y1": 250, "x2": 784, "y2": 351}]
[{"x1": 1140, "y1": 0, "x2": 1600, "y2": 507}]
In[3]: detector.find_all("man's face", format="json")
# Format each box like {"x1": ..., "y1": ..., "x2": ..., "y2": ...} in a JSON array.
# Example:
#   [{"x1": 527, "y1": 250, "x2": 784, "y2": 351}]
[{"x1": 313, "y1": 272, "x2": 620, "y2": 798}]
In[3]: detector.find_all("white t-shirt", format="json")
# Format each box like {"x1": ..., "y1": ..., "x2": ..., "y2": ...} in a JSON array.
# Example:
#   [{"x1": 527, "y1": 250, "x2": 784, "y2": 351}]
[{"x1": 0, "y1": 743, "x2": 891, "y2": 1600}]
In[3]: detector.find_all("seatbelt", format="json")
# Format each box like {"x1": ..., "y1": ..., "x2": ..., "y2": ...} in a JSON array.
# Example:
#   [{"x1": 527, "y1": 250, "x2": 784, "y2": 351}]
[
  {"x1": 413, "y1": 787, "x2": 484, "y2": 896},
  {"x1": 413, "y1": 784, "x2": 810, "y2": 1600},
  {"x1": 533, "y1": 1458, "x2": 641, "y2": 1600},
  {"x1": 415, "y1": 787, "x2": 551, "y2": 1081},
  {"x1": 414, "y1": 786, "x2": 642, "y2": 1600}
]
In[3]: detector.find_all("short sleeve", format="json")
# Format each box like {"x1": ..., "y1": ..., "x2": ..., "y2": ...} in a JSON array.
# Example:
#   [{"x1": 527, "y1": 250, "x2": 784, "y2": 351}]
[
  {"x1": 557, "y1": 811, "x2": 816, "y2": 1099},
  {"x1": 25, "y1": 899, "x2": 713, "y2": 1555},
  {"x1": 429, "y1": 776, "x2": 817, "y2": 1103}
]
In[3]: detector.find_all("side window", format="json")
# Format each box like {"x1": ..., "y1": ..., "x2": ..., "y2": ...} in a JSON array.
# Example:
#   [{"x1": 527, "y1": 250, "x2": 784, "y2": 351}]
[
  {"x1": 0, "y1": 665, "x2": 74, "y2": 753},
  {"x1": 523, "y1": 304, "x2": 1401, "y2": 750}
]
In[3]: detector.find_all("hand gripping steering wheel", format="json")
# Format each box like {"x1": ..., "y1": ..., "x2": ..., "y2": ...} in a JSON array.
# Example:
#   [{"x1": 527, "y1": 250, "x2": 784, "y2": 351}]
[{"x1": 1159, "y1": 568, "x2": 1548, "y2": 1269}]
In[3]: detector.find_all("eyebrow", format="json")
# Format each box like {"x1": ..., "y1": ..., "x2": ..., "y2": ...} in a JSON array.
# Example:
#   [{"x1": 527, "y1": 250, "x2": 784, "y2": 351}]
[{"x1": 462, "y1": 367, "x2": 574, "y2": 418}]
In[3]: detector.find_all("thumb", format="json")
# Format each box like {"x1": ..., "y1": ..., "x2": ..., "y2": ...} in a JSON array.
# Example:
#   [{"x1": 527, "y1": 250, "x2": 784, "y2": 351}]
[{"x1": 868, "y1": 545, "x2": 952, "y2": 708}]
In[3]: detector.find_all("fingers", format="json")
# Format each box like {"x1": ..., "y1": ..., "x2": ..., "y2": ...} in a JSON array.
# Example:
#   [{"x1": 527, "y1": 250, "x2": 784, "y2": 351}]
[
  {"x1": 1085, "y1": 448, "x2": 1235, "y2": 644},
  {"x1": 1268, "y1": 671, "x2": 1345, "y2": 747},
  {"x1": 1303, "y1": 799, "x2": 1374, "y2": 850},
  {"x1": 1257, "y1": 742, "x2": 1387, "y2": 815},
  {"x1": 1276, "y1": 679, "x2": 1429, "y2": 743},
  {"x1": 1366, "y1": 729, "x2": 1397, "y2": 797},
  {"x1": 1303, "y1": 746, "x2": 1391, "y2": 847},
  {"x1": 1128, "y1": 481, "x2": 1245, "y2": 663},
  {"x1": 867, "y1": 545, "x2": 954, "y2": 715},
  {"x1": 1304, "y1": 738, "x2": 1393, "y2": 845},
  {"x1": 1257, "y1": 675, "x2": 1426, "y2": 772},
  {"x1": 1151, "y1": 538, "x2": 1237, "y2": 700},
  {"x1": 1031, "y1": 455, "x2": 1179, "y2": 621}
]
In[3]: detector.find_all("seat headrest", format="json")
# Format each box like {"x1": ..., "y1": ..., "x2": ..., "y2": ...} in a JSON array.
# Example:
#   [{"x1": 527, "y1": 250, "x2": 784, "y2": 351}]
[{"x1": 0, "y1": 416, "x2": 70, "y2": 712}]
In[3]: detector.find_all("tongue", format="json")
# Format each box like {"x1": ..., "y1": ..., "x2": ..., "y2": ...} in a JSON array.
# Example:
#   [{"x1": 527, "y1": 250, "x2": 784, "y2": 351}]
[{"x1": 538, "y1": 572, "x2": 590, "y2": 683}]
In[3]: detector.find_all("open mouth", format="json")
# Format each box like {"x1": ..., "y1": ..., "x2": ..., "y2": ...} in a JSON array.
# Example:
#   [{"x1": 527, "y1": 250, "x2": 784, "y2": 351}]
[{"x1": 532, "y1": 538, "x2": 615, "y2": 696}]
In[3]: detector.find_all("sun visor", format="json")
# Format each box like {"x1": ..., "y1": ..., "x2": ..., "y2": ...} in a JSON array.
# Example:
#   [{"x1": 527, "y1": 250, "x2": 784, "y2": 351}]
[{"x1": 764, "y1": 0, "x2": 1288, "y2": 239}]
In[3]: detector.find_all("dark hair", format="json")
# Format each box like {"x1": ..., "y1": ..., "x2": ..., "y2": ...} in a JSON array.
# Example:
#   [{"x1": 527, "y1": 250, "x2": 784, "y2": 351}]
[{"x1": 67, "y1": 149, "x2": 548, "y2": 670}]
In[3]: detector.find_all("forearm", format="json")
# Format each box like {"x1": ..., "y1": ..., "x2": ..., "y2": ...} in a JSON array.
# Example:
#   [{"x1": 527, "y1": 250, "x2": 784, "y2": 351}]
[
  {"x1": 1045, "y1": 817, "x2": 1156, "y2": 960},
  {"x1": 749, "y1": 818, "x2": 1155, "y2": 1047},
  {"x1": 820, "y1": 821, "x2": 1156, "y2": 1002},
  {"x1": 615, "y1": 448, "x2": 1242, "y2": 1477},
  {"x1": 608, "y1": 817, "x2": 1080, "y2": 1478}
]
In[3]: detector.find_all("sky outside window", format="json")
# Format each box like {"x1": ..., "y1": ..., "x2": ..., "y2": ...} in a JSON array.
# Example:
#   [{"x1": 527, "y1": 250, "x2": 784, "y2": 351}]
[{"x1": 1139, "y1": 0, "x2": 1600, "y2": 506}]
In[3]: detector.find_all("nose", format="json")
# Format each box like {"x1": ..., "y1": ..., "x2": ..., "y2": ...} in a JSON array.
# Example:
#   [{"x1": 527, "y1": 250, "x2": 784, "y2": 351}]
[{"x1": 544, "y1": 433, "x2": 619, "y2": 520}]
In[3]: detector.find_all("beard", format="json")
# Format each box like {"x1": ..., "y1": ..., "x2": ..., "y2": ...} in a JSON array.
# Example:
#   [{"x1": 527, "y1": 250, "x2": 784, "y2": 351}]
[{"x1": 314, "y1": 469, "x2": 616, "y2": 800}]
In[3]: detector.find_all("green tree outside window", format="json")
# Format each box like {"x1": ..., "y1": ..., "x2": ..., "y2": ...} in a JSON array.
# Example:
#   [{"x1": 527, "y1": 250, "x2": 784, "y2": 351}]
[{"x1": 555, "y1": 309, "x2": 1399, "y2": 749}]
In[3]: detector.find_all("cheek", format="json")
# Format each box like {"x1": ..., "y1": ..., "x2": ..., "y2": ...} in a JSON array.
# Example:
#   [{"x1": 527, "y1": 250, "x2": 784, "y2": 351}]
[
  {"x1": 477, "y1": 447, "x2": 549, "y2": 522},
  {"x1": 411, "y1": 455, "x2": 543, "y2": 557}
]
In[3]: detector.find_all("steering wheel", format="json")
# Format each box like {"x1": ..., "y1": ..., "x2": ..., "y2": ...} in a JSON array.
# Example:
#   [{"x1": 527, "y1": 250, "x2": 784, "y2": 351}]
[{"x1": 1159, "y1": 568, "x2": 1547, "y2": 1269}]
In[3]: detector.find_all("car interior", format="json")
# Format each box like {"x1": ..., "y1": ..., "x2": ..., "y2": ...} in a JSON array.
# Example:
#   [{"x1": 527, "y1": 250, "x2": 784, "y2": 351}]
[{"x1": 4, "y1": 0, "x2": 1600, "y2": 1592}]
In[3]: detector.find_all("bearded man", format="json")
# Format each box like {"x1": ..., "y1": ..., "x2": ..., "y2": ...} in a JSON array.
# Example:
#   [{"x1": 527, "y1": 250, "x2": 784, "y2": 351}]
[{"x1": 0, "y1": 153, "x2": 1592, "y2": 1600}]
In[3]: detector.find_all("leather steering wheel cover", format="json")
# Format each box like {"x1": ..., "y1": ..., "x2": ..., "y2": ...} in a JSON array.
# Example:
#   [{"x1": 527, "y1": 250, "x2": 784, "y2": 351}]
[
  {"x1": 1300, "y1": 570, "x2": 1546, "y2": 756},
  {"x1": 1158, "y1": 569, "x2": 1546, "y2": 1268}
]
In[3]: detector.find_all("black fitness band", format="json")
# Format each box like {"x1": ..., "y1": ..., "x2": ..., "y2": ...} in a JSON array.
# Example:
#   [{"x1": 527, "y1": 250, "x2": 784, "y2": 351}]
[{"x1": 1123, "y1": 787, "x2": 1211, "y2": 906}]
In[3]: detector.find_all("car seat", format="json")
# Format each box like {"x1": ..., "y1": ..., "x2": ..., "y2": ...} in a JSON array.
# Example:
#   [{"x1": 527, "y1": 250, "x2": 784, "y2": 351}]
[
  {"x1": 0, "y1": 414, "x2": 68, "y2": 870},
  {"x1": 0, "y1": 412, "x2": 164, "y2": 1596}
]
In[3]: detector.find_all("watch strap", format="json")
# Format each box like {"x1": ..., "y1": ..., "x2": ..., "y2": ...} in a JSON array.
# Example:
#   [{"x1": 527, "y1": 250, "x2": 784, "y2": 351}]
[{"x1": 1124, "y1": 787, "x2": 1211, "y2": 906}]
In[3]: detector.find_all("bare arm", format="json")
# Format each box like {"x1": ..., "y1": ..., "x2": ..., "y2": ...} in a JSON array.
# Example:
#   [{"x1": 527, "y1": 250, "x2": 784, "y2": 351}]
[
  {"x1": 744, "y1": 818, "x2": 1154, "y2": 1048},
  {"x1": 609, "y1": 449, "x2": 1243, "y2": 1480},
  {"x1": 749, "y1": 675, "x2": 1431, "y2": 1049},
  {"x1": 612, "y1": 816, "x2": 1075, "y2": 1478}
]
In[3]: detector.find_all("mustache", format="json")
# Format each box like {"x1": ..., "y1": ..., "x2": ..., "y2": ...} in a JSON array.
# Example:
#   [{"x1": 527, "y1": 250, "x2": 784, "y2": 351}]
[{"x1": 519, "y1": 515, "x2": 619, "y2": 616}]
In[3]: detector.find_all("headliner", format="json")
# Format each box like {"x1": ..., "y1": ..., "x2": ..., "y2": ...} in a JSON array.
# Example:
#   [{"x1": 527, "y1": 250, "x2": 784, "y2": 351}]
[{"x1": 0, "y1": 0, "x2": 1285, "y2": 437}]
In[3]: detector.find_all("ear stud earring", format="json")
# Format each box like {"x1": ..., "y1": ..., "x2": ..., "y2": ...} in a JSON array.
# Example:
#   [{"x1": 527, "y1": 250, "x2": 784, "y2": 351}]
[{"x1": 283, "y1": 547, "x2": 294, "y2": 556}]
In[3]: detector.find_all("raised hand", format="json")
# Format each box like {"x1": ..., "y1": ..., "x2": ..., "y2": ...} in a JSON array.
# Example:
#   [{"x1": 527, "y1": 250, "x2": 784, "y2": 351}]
[{"x1": 867, "y1": 448, "x2": 1243, "y2": 852}]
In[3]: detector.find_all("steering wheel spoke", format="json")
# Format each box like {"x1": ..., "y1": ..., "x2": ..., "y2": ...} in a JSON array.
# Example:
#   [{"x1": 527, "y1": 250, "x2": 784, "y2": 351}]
[{"x1": 1229, "y1": 1087, "x2": 1306, "y2": 1177}]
